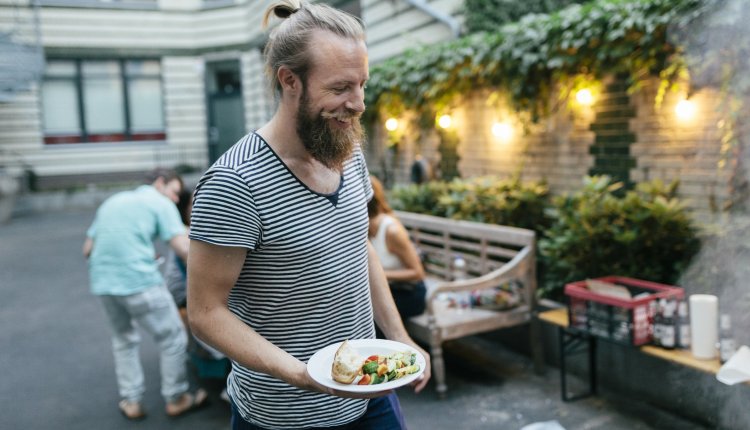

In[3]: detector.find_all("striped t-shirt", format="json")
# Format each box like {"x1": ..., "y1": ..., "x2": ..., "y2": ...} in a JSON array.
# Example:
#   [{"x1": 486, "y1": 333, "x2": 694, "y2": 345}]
[{"x1": 190, "y1": 132, "x2": 375, "y2": 429}]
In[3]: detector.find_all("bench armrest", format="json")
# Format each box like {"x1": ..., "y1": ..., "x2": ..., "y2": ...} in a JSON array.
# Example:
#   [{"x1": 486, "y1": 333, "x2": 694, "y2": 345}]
[{"x1": 423, "y1": 245, "x2": 535, "y2": 315}]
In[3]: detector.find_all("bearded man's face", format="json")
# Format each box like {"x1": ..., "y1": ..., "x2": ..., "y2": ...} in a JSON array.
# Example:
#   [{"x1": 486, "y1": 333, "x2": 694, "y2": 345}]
[{"x1": 296, "y1": 85, "x2": 365, "y2": 171}]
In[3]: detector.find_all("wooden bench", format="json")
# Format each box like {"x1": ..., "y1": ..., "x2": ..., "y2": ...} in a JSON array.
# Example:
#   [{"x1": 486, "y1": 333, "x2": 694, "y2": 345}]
[{"x1": 395, "y1": 210, "x2": 544, "y2": 397}]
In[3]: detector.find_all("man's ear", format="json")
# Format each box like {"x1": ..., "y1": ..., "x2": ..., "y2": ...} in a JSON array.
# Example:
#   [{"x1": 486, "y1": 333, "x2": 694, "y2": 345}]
[{"x1": 278, "y1": 67, "x2": 302, "y2": 96}]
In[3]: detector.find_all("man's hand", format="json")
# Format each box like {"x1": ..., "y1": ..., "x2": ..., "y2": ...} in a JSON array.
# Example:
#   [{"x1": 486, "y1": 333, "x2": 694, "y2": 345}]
[
  {"x1": 405, "y1": 341, "x2": 431, "y2": 393},
  {"x1": 295, "y1": 359, "x2": 393, "y2": 399}
]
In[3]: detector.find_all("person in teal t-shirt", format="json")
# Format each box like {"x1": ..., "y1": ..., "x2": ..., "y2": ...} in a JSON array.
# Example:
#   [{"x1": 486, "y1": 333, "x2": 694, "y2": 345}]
[{"x1": 83, "y1": 168, "x2": 207, "y2": 420}]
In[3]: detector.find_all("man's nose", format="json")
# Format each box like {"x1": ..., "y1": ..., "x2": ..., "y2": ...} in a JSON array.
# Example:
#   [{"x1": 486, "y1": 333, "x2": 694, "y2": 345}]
[{"x1": 346, "y1": 88, "x2": 366, "y2": 114}]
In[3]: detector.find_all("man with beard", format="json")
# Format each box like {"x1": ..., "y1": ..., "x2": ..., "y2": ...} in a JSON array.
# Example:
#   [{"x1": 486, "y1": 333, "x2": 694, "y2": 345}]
[{"x1": 186, "y1": 1, "x2": 430, "y2": 429}]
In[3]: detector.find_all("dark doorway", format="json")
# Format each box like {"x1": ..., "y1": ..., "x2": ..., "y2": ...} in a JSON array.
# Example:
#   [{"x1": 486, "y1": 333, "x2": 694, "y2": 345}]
[{"x1": 206, "y1": 60, "x2": 245, "y2": 164}]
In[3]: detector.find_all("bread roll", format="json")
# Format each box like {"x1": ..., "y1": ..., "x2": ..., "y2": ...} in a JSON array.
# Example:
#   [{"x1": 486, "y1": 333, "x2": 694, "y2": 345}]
[{"x1": 331, "y1": 340, "x2": 363, "y2": 384}]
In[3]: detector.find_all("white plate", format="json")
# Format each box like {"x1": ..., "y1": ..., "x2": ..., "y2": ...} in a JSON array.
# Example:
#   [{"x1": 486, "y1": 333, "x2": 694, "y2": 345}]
[{"x1": 307, "y1": 339, "x2": 426, "y2": 393}]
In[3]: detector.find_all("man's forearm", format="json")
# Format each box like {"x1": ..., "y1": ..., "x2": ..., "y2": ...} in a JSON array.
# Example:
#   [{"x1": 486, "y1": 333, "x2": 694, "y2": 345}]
[{"x1": 189, "y1": 304, "x2": 311, "y2": 389}]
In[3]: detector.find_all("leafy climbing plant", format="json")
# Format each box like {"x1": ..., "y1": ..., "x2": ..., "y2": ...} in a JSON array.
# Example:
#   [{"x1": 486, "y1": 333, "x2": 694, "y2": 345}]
[
  {"x1": 365, "y1": 0, "x2": 705, "y2": 124},
  {"x1": 462, "y1": 0, "x2": 587, "y2": 35}
]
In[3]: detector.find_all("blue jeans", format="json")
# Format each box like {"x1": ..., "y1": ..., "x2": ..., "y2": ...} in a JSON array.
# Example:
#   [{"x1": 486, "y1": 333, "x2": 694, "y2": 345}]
[
  {"x1": 231, "y1": 393, "x2": 407, "y2": 430},
  {"x1": 99, "y1": 284, "x2": 189, "y2": 403}
]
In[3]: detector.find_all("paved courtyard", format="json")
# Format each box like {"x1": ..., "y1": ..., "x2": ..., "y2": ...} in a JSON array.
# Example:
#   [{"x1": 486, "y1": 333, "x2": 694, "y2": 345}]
[{"x1": 0, "y1": 208, "x2": 709, "y2": 429}]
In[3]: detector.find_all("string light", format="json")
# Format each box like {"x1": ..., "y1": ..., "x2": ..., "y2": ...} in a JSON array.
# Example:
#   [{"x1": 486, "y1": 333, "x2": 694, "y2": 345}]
[
  {"x1": 385, "y1": 117, "x2": 399, "y2": 131},
  {"x1": 492, "y1": 122, "x2": 513, "y2": 140},
  {"x1": 576, "y1": 88, "x2": 594, "y2": 106},
  {"x1": 675, "y1": 99, "x2": 696, "y2": 121},
  {"x1": 437, "y1": 114, "x2": 452, "y2": 129}
]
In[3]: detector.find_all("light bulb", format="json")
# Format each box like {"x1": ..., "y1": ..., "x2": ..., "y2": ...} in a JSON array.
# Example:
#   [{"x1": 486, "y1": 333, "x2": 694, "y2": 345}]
[
  {"x1": 576, "y1": 88, "x2": 594, "y2": 106},
  {"x1": 437, "y1": 114, "x2": 452, "y2": 129},
  {"x1": 492, "y1": 122, "x2": 513, "y2": 140},
  {"x1": 385, "y1": 118, "x2": 399, "y2": 131},
  {"x1": 675, "y1": 99, "x2": 696, "y2": 121}
]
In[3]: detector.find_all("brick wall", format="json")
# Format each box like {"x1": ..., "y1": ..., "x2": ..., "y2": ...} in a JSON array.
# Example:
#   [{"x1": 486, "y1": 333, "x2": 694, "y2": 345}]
[{"x1": 372, "y1": 80, "x2": 729, "y2": 221}]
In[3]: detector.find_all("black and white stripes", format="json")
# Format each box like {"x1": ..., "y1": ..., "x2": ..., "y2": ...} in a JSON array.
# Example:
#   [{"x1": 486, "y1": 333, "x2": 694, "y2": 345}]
[{"x1": 190, "y1": 132, "x2": 375, "y2": 429}]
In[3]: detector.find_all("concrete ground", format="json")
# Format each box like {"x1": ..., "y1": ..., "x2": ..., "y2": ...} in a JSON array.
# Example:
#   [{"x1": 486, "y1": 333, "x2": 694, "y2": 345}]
[{"x1": 0, "y1": 208, "x2": 710, "y2": 430}]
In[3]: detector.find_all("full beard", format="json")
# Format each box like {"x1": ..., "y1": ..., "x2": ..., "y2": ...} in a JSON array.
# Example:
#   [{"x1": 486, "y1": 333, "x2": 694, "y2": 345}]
[{"x1": 296, "y1": 91, "x2": 365, "y2": 171}]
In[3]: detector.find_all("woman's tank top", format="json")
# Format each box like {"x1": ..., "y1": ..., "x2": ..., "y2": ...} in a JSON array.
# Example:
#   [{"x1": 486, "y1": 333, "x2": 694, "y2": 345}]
[{"x1": 371, "y1": 215, "x2": 404, "y2": 270}]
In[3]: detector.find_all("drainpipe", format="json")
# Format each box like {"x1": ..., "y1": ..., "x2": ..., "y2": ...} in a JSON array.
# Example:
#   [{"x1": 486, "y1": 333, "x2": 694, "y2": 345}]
[{"x1": 402, "y1": 0, "x2": 462, "y2": 38}]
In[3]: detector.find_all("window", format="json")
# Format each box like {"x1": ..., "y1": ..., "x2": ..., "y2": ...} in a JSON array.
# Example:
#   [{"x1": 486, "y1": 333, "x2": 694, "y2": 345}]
[{"x1": 41, "y1": 59, "x2": 165, "y2": 144}]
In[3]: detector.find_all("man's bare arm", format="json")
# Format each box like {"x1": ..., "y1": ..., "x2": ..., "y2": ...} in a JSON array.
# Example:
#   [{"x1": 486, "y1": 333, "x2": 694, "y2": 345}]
[
  {"x1": 82, "y1": 237, "x2": 93, "y2": 259},
  {"x1": 169, "y1": 233, "x2": 190, "y2": 262},
  {"x1": 367, "y1": 241, "x2": 431, "y2": 392}
]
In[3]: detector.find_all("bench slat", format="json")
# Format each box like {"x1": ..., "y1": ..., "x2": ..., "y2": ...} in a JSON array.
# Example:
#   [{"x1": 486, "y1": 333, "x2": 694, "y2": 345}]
[{"x1": 396, "y1": 210, "x2": 535, "y2": 247}]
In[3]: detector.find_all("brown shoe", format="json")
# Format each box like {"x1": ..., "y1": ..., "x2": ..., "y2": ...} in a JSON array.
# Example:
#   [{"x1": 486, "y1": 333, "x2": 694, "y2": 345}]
[
  {"x1": 165, "y1": 389, "x2": 209, "y2": 417},
  {"x1": 118, "y1": 400, "x2": 146, "y2": 421}
]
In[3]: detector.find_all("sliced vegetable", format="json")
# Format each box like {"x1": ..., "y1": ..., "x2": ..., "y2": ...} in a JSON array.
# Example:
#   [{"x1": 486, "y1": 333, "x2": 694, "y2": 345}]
[
  {"x1": 358, "y1": 374, "x2": 372, "y2": 385},
  {"x1": 377, "y1": 364, "x2": 389, "y2": 376},
  {"x1": 349, "y1": 350, "x2": 420, "y2": 386},
  {"x1": 362, "y1": 360, "x2": 379, "y2": 374}
]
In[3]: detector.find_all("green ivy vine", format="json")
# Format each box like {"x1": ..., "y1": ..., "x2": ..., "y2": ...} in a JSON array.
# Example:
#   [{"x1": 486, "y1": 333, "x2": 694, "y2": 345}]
[
  {"x1": 462, "y1": 0, "x2": 587, "y2": 35},
  {"x1": 365, "y1": 0, "x2": 705, "y2": 124}
]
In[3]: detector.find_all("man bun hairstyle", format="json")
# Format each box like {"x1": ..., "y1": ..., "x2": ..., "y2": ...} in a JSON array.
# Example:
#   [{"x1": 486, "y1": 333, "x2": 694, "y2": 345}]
[{"x1": 262, "y1": 0, "x2": 365, "y2": 97}]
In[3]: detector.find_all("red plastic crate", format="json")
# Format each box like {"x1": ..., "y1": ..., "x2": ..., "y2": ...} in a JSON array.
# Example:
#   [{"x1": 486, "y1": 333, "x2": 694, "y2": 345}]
[{"x1": 564, "y1": 276, "x2": 684, "y2": 346}]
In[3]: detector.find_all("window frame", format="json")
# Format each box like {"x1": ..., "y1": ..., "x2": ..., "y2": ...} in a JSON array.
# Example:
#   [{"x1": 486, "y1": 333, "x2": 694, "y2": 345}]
[{"x1": 42, "y1": 58, "x2": 166, "y2": 145}]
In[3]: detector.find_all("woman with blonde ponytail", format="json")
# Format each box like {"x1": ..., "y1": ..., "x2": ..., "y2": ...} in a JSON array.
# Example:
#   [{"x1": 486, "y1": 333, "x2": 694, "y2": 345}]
[{"x1": 187, "y1": 1, "x2": 430, "y2": 429}]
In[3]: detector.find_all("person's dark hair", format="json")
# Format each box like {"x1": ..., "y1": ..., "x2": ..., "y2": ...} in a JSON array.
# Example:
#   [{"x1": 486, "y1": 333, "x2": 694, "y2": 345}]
[
  {"x1": 367, "y1": 176, "x2": 392, "y2": 219},
  {"x1": 144, "y1": 168, "x2": 183, "y2": 189},
  {"x1": 176, "y1": 187, "x2": 193, "y2": 226},
  {"x1": 261, "y1": 0, "x2": 365, "y2": 96}
]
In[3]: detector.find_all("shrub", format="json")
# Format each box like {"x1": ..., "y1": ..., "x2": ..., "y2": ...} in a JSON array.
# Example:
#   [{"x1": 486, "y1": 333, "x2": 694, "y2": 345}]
[
  {"x1": 390, "y1": 176, "x2": 551, "y2": 232},
  {"x1": 538, "y1": 176, "x2": 701, "y2": 300}
]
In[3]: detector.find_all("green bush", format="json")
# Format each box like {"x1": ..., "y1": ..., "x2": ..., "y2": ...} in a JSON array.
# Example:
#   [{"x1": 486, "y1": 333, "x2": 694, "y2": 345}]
[
  {"x1": 538, "y1": 176, "x2": 701, "y2": 300},
  {"x1": 390, "y1": 181, "x2": 451, "y2": 217},
  {"x1": 390, "y1": 176, "x2": 551, "y2": 232}
]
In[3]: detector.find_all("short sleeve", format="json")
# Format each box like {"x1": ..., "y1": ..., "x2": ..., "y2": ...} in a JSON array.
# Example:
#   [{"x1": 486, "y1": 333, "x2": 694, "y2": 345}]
[
  {"x1": 358, "y1": 149, "x2": 373, "y2": 202},
  {"x1": 156, "y1": 199, "x2": 187, "y2": 242},
  {"x1": 86, "y1": 221, "x2": 96, "y2": 238},
  {"x1": 189, "y1": 166, "x2": 262, "y2": 250}
]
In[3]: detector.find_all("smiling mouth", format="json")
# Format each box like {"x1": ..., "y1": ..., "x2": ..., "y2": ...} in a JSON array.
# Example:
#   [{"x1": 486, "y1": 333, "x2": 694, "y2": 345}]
[{"x1": 322, "y1": 112, "x2": 356, "y2": 126}]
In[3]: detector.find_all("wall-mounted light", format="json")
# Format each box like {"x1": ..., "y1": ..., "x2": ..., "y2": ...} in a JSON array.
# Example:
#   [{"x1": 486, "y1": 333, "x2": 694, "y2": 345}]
[
  {"x1": 437, "y1": 114, "x2": 452, "y2": 129},
  {"x1": 491, "y1": 121, "x2": 513, "y2": 141},
  {"x1": 576, "y1": 88, "x2": 594, "y2": 106},
  {"x1": 675, "y1": 99, "x2": 696, "y2": 121},
  {"x1": 385, "y1": 117, "x2": 399, "y2": 131}
]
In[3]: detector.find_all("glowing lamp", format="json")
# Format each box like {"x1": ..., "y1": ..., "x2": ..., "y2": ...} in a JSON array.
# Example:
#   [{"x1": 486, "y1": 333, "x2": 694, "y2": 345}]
[
  {"x1": 491, "y1": 122, "x2": 513, "y2": 140},
  {"x1": 576, "y1": 88, "x2": 594, "y2": 106},
  {"x1": 385, "y1": 118, "x2": 399, "y2": 131},
  {"x1": 675, "y1": 99, "x2": 696, "y2": 121},
  {"x1": 437, "y1": 114, "x2": 452, "y2": 129}
]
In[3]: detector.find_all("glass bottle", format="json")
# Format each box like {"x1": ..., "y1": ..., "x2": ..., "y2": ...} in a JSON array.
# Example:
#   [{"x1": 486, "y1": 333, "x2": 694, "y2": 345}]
[
  {"x1": 660, "y1": 300, "x2": 676, "y2": 350},
  {"x1": 452, "y1": 255, "x2": 469, "y2": 309},
  {"x1": 677, "y1": 300, "x2": 691, "y2": 349}
]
